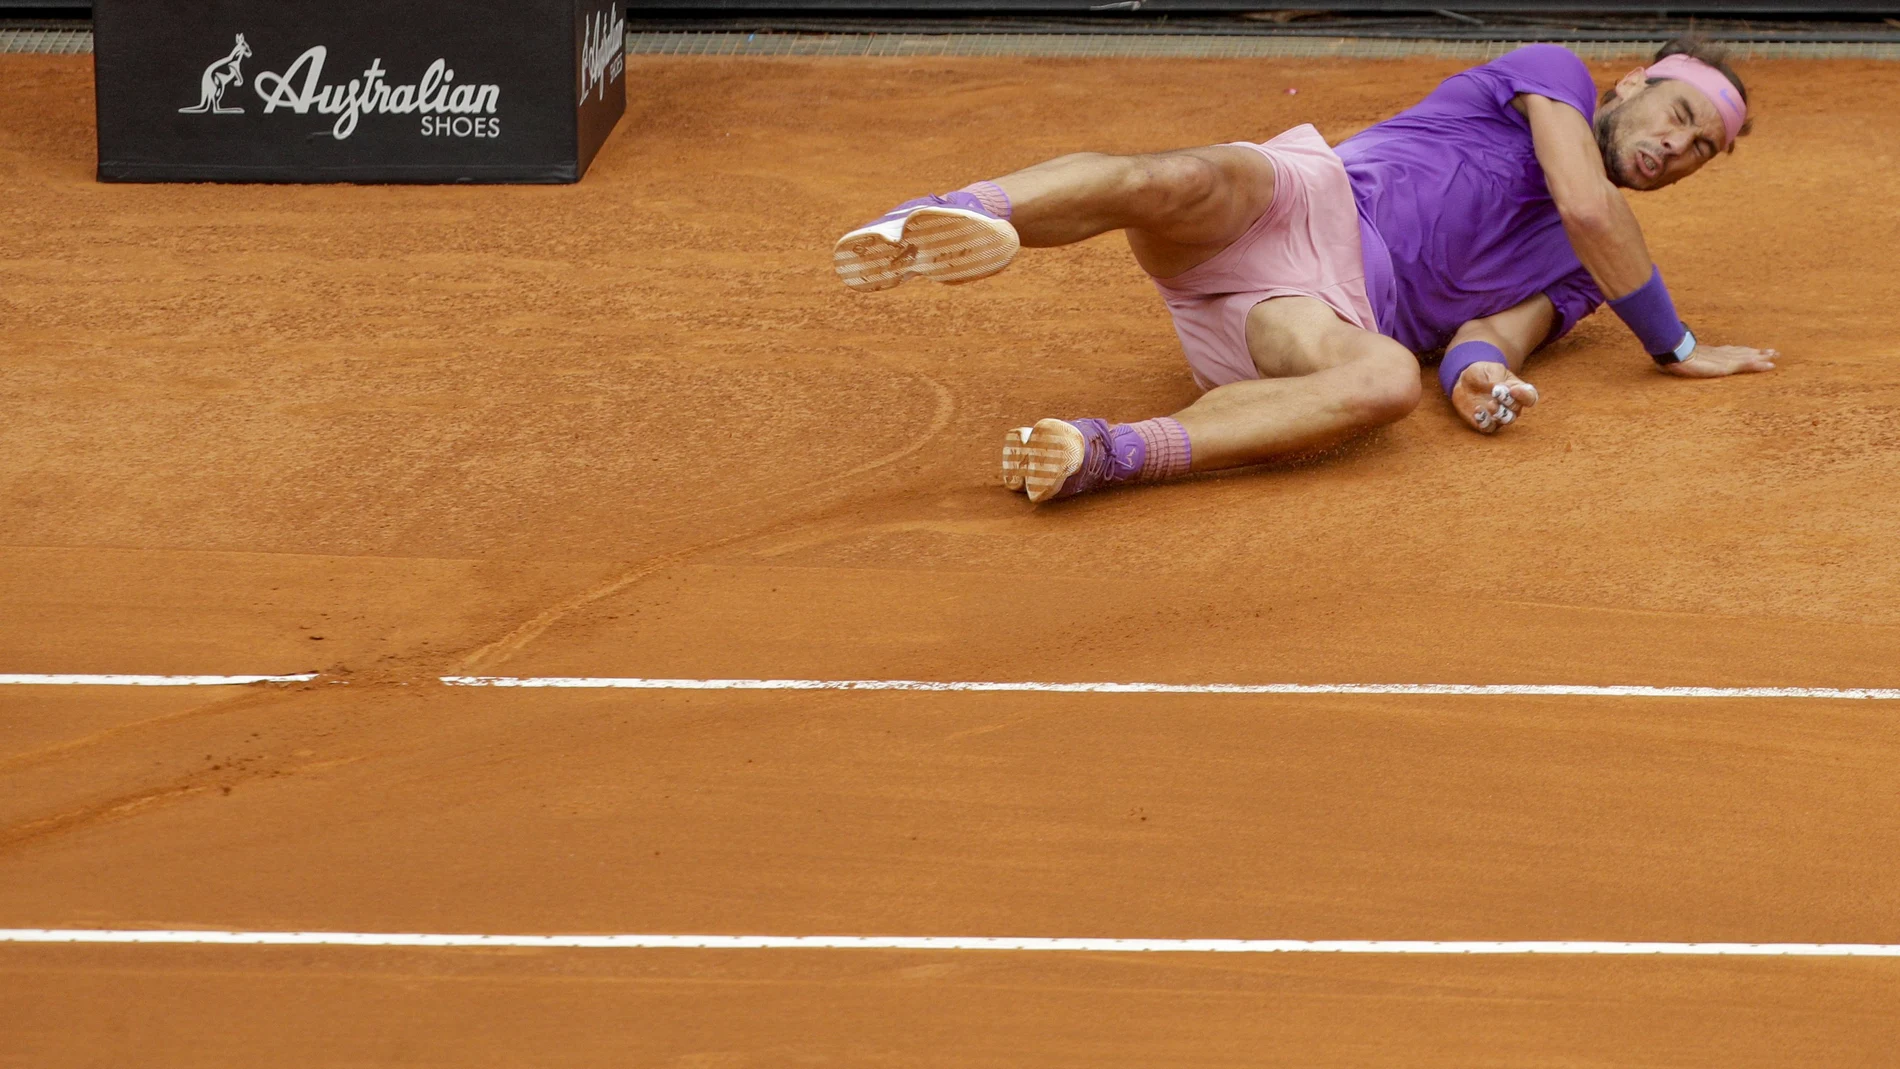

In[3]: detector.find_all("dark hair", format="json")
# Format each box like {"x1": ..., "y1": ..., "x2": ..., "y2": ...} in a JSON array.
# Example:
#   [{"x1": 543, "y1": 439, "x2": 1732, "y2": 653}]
[{"x1": 1599, "y1": 35, "x2": 1753, "y2": 149}]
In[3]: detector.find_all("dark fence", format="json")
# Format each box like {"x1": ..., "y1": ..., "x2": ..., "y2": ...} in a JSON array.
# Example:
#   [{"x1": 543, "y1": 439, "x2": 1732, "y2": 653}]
[
  {"x1": 6, "y1": 2, "x2": 1900, "y2": 13},
  {"x1": 634, "y1": 1, "x2": 1898, "y2": 12}
]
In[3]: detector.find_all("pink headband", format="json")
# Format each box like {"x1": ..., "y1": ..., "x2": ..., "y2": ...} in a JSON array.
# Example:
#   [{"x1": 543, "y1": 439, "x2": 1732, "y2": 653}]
[{"x1": 1645, "y1": 54, "x2": 1746, "y2": 146}]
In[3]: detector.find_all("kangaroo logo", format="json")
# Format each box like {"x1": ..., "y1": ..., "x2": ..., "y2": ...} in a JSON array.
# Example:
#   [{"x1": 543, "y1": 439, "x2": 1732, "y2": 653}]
[{"x1": 179, "y1": 33, "x2": 252, "y2": 114}]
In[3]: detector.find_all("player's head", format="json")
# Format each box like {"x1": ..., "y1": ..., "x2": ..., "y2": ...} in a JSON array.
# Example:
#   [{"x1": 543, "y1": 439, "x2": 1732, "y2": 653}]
[{"x1": 1594, "y1": 37, "x2": 1751, "y2": 191}]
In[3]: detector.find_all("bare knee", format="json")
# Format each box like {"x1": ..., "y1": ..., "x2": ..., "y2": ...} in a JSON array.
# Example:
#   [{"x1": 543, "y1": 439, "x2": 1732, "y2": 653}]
[
  {"x1": 1342, "y1": 348, "x2": 1423, "y2": 426},
  {"x1": 1119, "y1": 153, "x2": 1224, "y2": 233}
]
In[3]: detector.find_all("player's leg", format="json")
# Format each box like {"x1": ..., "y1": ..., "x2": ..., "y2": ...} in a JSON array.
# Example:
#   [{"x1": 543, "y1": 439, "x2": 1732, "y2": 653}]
[
  {"x1": 1174, "y1": 296, "x2": 1421, "y2": 466},
  {"x1": 1004, "y1": 297, "x2": 1420, "y2": 502},
  {"x1": 833, "y1": 146, "x2": 1274, "y2": 291},
  {"x1": 993, "y1": 147, "x2": 1276, "y2": 275}
]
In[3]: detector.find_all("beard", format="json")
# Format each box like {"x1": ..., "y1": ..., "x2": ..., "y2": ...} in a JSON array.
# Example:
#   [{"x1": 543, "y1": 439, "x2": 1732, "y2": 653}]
[{"x1": 1593, "y1": 107, "x2": 1638, "y2": 189}]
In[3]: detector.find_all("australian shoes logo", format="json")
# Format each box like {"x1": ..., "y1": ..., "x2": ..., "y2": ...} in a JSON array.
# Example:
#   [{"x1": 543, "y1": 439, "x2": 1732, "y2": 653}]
[
  {"x1": 180, "y1": 33, "x2": 502, "y2": 140},
  {"x1": 580, "y1": 6, "x2": 625, "y2": 103},
  {"x1": 178, "y1": 33, "x2": 252, "y2": 114}
]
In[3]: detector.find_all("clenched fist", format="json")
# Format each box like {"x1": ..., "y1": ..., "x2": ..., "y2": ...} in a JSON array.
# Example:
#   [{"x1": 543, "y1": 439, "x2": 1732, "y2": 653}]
[{"x1": 1452, "y1": 360, "x2": 1540, "y2": 435}]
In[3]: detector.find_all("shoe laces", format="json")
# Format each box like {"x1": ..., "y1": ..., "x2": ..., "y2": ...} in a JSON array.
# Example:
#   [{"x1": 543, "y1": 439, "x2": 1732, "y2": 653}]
[
  {"x1": 1078, "y1": 429, "x2": 1113, "y2": 487},
  {"x1": 1056, "y1": 421, "x2": 1114, "y2": 498}
]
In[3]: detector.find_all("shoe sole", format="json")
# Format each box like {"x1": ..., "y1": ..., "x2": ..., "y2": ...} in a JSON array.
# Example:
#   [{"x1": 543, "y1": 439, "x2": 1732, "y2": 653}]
[
  {"x1": 1000, "y1": 426, "x2": 1032, "y2": 491},
  {"x1": 833, "y1": 207, "x2": 1020, "y2": 292},
  {"x1": 999, "y1": 418, "x2": 1085, "y2": 503}
]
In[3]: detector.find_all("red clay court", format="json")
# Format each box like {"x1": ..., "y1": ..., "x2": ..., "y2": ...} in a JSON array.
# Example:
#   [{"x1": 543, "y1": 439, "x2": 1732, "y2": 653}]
[{"x1": 3, "y1": 24, "x2": 1900, "y2": 1067}]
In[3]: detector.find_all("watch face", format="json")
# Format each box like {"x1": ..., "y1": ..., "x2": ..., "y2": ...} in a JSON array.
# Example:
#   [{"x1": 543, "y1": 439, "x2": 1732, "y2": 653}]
[
  {"x1": 1653, "y1": 329, "x2": 1695, "y2": 365},
  {"x1": 1675, "y1": 329, "x2": 1698, "y2": 361}
]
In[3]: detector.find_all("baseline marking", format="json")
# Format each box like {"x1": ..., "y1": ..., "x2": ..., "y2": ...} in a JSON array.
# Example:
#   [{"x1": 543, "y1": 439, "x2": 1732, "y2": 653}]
[
  {"x1": 0, "y1": 673, "x2": 319, "y2": 687},
  {"x1": 440, "y1": 677, "x2": 1900, "y2": 700},
  {"x1": 2, "y1": 930, "x2": 1898, "y2": 956},
  {"x1": 2, "y1": 674, "x2": 1898, "y2": 700}
]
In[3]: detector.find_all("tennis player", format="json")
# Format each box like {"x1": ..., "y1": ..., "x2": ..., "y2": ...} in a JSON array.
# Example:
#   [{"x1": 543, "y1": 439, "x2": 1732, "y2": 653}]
[{"x1": 832, "y1": 38, "x2": 1777, "y2": 502}]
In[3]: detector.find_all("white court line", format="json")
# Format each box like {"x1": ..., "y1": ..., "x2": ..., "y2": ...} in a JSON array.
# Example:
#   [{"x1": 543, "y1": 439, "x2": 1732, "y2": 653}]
[
  {"x1": 439, "y1": 677, "x2": 1900, "y2": 700},
  {"x1": 2, "y1": 929, "x2": 1898, "y2": 956},
  {"x1": 0, "y1": 673, "x2": 319, "y2": 687},
  {"x1": 2, "y1": 673, "x2": 1899, "y2": 699}
]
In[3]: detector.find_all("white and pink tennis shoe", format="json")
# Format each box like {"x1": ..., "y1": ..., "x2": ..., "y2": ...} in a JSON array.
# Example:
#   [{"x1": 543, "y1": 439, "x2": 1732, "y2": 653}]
[{"x1": 832, "y1": 193, "x2": 1020, "y2": 292}]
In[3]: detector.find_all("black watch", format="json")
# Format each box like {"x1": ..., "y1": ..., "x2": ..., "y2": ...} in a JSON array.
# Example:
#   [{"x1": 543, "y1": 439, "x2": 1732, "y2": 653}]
[{"x1": 1652, "y1": 327, "x2": 1697, "y2": 366}]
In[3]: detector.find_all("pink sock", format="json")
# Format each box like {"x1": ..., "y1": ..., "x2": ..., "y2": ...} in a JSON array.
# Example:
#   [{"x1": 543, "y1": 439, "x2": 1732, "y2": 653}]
[
  {"x1": 956, "y1": 180, "x2": 1012, "y2": 220},
  {"x1": 1105, "y1": 417, "x2": 1192, "y2": 483}
]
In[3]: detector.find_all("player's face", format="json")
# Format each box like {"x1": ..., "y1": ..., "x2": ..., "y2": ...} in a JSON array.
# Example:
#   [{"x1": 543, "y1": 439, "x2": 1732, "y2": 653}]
[{"x1": 1595, "y1": 76, "x2": 1729, "y2": 191}]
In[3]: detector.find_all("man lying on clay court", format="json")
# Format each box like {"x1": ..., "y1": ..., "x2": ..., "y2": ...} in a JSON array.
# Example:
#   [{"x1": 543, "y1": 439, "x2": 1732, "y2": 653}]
[{"x1": 832, "y1": 38, "x2": 1778, "y2": 502}]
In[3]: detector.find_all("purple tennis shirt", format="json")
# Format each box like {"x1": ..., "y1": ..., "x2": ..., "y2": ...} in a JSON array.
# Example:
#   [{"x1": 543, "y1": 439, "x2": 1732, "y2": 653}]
[{"x1": 1336, "y1": 44, "x2": 1606, "y2": 354}]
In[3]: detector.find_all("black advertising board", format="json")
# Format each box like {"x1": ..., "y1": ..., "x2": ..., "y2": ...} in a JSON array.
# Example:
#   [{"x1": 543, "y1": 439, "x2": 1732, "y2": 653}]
[{"x1": 93, "y1": 0, "x2": 626, "y2": 183}]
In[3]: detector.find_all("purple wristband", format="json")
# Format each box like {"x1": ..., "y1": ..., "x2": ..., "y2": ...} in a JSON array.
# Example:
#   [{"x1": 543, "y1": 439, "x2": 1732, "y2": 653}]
[
  {"x1": 1439, "y1": 340, "x2": 1507, "y2": 397},
  {"x1": 1607, "y1": 266, "x2": 1688, "y2": 357}
]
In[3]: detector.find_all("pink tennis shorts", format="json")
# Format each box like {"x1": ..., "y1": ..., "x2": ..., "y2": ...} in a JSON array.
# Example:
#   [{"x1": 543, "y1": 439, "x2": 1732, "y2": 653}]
[{"x1": 1150, "y1": 124, "x2": 1381, "y2": 391}]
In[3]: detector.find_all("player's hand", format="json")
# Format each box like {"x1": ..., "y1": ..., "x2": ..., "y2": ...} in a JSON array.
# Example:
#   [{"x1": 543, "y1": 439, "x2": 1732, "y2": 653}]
[
  {"x1": 1452, "y1": 360, "x2": 1539, "y2": 435},
  {"x1": 1661, "y1": 344, "x2": 1778, "y2": 377}
]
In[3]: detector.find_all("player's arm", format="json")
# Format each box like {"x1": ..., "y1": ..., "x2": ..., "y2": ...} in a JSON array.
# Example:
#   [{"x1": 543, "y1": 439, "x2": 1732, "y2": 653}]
[
  {"x1": 1518, "y1": 93, "x2": 1776, "y2": 378},
  {"x1": 1440, "y1": 295, "x2": 1555, "y2": 435},
  {"x1": 1518, "y1": 93, "x2": 1652, "y2": 296}
]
